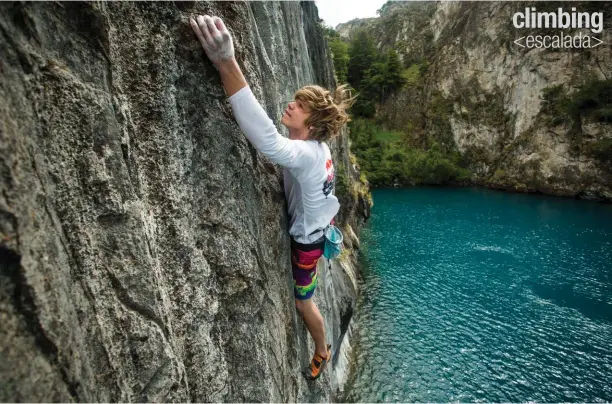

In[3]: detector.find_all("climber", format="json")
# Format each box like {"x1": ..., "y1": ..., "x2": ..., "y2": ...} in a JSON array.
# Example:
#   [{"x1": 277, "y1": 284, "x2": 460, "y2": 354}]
[{"x1": 190, "y1": 14, "x2": 355, "y2": 380}]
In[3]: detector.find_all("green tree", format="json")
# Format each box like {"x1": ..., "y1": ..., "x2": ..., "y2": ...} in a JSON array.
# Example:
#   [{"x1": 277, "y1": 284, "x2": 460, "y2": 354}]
[
  {"x1": 347, "y1": 30, "x2": 378, "y2": 90},
  {"x1": 328, "y1": 38, "x2": 349, "y2": 83},
  {"x1": 321, "y1": 24, "x2": 339, "y2": 39},
  {"x1": 383, "y1": 49, "x2": 404, "y2": 93},
  {"x1": 346, "y1": 31, "x2": 407, "y2": 117}
]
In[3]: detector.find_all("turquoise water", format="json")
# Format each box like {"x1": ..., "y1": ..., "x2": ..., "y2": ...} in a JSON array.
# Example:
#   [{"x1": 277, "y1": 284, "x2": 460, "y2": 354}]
[{"x1": 342, "y1": 187, "x2": 612, "y2": 402}]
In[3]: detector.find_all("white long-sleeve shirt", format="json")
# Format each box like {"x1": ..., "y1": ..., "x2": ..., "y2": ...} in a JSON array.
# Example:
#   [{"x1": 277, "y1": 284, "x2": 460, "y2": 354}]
[{"x1": 228, "y1": 86, "x2": 340, "y2": 244}]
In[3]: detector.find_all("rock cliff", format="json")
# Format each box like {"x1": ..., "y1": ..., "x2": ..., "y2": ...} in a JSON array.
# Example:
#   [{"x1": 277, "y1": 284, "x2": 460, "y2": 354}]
[
  {"x1": 337, "y1": 1, "x2": 612, "y2": 201},
  {"x1": 0, "y1": 1, "x2": 369, "y2": 402}
]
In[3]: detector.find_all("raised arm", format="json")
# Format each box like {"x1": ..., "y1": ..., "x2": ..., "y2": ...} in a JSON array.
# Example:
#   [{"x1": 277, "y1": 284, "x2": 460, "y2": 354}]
[
  {"x1": 190, "y1": 15, "x2": 313, "y2": 169},
  {"x1": 189, "y1": 15, "x2": 246, "y2": 97}
]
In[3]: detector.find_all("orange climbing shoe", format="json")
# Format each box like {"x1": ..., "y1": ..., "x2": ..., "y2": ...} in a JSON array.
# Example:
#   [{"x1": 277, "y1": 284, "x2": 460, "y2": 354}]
[{"x1": 303, "y1": 344, "x2": 332, "y2": 380}]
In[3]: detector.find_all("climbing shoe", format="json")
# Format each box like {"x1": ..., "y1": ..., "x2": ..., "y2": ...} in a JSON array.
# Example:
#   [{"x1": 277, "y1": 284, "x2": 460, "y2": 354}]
[{"x1": 303, "y1": 344, "x2": 332, "y2": 381}]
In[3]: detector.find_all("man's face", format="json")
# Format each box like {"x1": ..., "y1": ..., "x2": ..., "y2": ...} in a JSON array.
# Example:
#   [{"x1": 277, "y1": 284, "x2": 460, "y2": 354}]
[{"x1": 281, "y1": 98, "x2": 312, "y2": 138}]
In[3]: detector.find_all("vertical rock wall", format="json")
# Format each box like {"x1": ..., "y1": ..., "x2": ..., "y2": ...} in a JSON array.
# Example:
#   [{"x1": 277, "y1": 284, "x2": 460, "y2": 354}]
[{"x1": 0, "y1": 1, "x2": 368, "y2": 401}]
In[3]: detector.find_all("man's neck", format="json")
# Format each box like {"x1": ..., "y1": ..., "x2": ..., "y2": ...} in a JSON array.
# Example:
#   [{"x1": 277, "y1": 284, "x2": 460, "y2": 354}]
[{"x1": 288, "y1": 128, "x2": 311, "y2": 141}]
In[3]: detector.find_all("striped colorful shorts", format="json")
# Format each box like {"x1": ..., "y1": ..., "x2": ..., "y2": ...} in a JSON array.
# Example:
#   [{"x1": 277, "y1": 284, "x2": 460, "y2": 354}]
[{"x1": 291, "y1": 237, "x2": 325, "y2": 300}]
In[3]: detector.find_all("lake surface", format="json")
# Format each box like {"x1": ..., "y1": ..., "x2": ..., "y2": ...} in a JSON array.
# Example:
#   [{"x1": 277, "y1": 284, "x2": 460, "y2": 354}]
[{"x1": 342, "y1": 187, "x2": 612, "y2": 402}]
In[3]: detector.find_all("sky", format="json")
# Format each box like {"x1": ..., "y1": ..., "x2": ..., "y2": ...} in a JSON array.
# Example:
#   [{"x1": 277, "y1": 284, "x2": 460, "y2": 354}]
[{"x1": 315, "y1": 0, "x2": 388, "y2": 29}]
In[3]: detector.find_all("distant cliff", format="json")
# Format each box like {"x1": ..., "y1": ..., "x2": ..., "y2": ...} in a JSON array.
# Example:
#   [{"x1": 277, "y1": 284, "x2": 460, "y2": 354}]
[
  {"x1": 0, "y1": 1, "x2": 369, "y2": 401},
  {"x1": 337, "y1": 1, "x2": 612, "y2": 201}
]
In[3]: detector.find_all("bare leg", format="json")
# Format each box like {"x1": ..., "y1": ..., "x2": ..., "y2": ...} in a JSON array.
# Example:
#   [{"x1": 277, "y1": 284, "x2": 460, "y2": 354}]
[{"x1": 295, "y1": 298, "x2": 328, "y2": 358}]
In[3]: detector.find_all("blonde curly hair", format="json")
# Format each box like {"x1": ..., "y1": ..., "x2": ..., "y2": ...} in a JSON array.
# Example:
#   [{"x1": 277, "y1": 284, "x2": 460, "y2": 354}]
[{"x1": 294, "y1": 84, "x2": 357, "y2": 142}]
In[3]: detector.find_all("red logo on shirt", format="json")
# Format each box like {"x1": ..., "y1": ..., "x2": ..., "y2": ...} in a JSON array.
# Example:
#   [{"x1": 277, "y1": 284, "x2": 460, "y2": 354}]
[{"x1": 322, "y1": 159, "x2": 335, "y2": 198}]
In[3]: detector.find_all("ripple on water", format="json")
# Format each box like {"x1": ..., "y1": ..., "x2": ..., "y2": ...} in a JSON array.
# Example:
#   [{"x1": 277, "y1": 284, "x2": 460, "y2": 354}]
[{"x1": 342, "y1": 188, "x2": 612, "y2": 403}]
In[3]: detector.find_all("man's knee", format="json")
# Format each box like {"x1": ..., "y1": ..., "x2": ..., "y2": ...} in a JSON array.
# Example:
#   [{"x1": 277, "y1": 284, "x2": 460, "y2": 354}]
[{"x1": 295, "y1": 298, "x2": 309, "y2": 315}]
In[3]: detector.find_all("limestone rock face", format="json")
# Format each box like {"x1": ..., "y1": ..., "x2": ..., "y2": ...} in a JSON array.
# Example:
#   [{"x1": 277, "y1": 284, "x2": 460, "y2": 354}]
[
  {"x1": 0, "y1": 2, "x2": 368, "y2": 402},
  {"x1": 337, "y1": 1, "x2": 612, "y2": 200}
]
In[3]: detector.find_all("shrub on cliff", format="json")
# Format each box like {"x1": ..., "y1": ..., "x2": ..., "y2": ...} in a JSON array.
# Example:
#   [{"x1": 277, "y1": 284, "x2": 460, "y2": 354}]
[{"x1": 541, "y1": 79, "x2": 612, "y2": 128}]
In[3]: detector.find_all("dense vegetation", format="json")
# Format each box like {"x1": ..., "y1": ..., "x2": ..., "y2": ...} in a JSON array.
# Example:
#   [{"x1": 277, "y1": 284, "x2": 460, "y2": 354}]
[
  {"x1": 346, "y1": 30, "x2": 405, "y2": 117},
  {"x1": 323, "y1": 26, "x2": 471, "y2": 187},
  {"x1": 349, "y1": 118, "x2": 470, "y2": 186},
  {"x1": 323, "y1": 27, "x2": 349, "y2": 83}
]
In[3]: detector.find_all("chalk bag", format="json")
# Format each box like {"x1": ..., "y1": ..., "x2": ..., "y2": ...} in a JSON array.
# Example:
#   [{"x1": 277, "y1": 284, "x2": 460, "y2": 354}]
[{"x1": 323, "y1": 225, "x2": 344, "y2": 260}]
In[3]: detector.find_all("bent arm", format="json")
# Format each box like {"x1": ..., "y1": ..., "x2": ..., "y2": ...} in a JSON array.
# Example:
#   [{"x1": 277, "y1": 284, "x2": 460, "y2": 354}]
[{"x1": 227, "y1": 82, "x2": 312, "y2": 169}]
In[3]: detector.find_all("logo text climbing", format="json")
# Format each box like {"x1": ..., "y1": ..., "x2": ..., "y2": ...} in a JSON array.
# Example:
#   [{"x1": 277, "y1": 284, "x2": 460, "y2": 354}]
[{"x1": 512, "y1": 7, "x2": 604, "y2": 49}]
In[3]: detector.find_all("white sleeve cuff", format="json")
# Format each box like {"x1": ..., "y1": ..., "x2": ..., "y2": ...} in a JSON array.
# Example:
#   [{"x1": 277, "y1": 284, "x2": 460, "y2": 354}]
[{"x1": 227, "y1": 85, "x2": 252, "y2": 104}]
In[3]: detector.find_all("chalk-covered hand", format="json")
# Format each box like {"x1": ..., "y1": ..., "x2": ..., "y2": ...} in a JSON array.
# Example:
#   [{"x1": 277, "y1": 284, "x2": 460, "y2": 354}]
[{"x1": 190, "y1": 15, "x2": 235, "y2": 65}]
